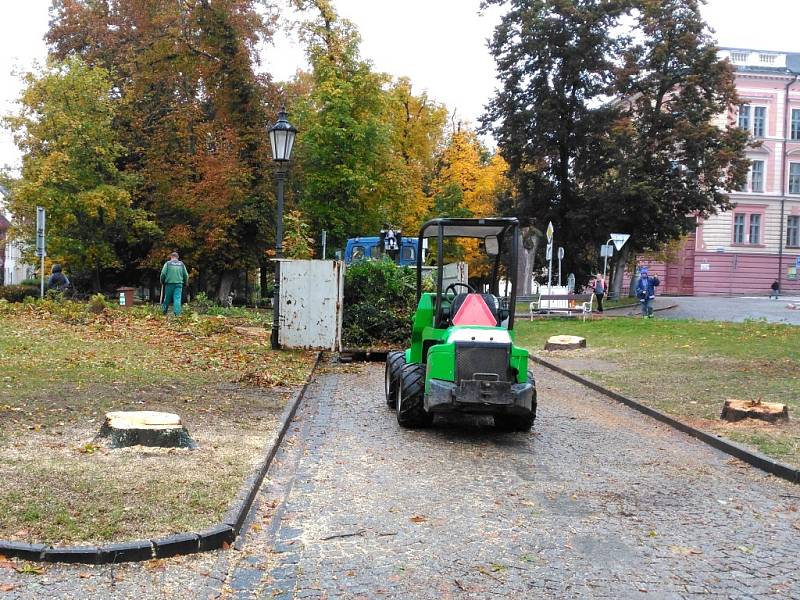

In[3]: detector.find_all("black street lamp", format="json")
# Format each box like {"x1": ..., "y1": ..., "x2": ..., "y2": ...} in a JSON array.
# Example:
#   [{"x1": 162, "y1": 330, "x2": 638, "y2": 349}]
[{"x1": 268, "y1": 107, "x2": 297, "y2": 350}]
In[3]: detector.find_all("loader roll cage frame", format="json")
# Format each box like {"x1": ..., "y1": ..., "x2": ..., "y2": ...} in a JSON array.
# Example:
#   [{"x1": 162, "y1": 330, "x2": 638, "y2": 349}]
[{"x1": 415, "y1": 217, "x2": 520, "y2": 331}]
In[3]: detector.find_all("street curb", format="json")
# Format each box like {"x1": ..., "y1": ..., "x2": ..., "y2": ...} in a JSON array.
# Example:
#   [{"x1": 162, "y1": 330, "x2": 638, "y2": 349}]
[
  {"x1": 0, "y1": 352, "x2": 322, "y2": 564},
  {"x1": 531, "y1": 356, "x2": 800, "y2": 485}
]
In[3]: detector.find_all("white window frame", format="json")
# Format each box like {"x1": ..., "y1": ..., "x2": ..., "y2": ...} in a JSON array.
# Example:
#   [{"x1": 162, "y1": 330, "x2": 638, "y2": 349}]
[
  {"x1": 791, "y1": 108, "x2": 800, "y2": 141},
  {"x1": 749, "y1": 214, "x2": 761, "y2": 245},
  {"x1": 738, "y1": 104, "x2": 767, "y2": 138},
  {"x1": 750, "y1": 160, "x2": 765, "y2": 193},
  {"x1": 789, "y1": 163, "x2": 800, "y2": 195},
  {"x1": 733, "y1": 213, "x2": 746, "y2": 244},
  {"x1": 753, "y1": 106, "x2": 766, "y2": 138},
  {"x1": 787, "y1": 215, "x2": 800, "y2": 248}
]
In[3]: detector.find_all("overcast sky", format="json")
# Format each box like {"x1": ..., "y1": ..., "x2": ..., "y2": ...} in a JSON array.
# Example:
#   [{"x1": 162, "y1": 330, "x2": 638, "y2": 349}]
[{"x1": 2, "y1": 0, "x2": 799, "y2": 170}]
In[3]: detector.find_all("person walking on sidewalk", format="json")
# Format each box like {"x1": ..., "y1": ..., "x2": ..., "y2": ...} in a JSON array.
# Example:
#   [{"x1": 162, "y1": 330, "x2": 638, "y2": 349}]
[
  {"x1": 160, "y1": 251, "x2": 189, "y2": 316},
  {"x1": 770, "y1": 280, "x2": 780, "y2": 300},
  {"x1": 591, "y1": 273, "x2": 606, "y2": 313},
  {"x1": 635, "y1": 267, "x2": 660, "y2": 318}
]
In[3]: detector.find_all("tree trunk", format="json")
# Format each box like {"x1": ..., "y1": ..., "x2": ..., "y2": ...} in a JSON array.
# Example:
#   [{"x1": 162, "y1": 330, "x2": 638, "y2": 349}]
[
  {"x1": 260, "y1": 257, "x2": 269, "y2": 302},
  {"x1": 517, "y1": 227, "x2": 540, "y2": 296},
  {"x1": 721, "y1": 400, "x2": 789, "y2": 423},
  {"x1": 92, "y1": 264, "x2": 102, "y2": 292},
  {"x1": 217, "y1": 270, "x2": 236, "y2": 304},
  {"x1": 98, "y1": 411, "x2": 196, "y2": 448},
  {"x1": 544, "y1": 335, "x2": 587, "y2": 351},
  {"x1": 610, "y1": 243, "x2": 633, "y2": 299}
]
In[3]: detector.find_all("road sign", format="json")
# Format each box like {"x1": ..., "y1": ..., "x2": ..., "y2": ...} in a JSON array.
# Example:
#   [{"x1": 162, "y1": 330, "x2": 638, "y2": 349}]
[
  {"x1": 600, "y1": 243, "x2": 614, "y2": 257},
  {"x1": 36, "y1": 207, "x2": 46, "y2": 258},
  {"x1": 546, "y1": 221, "x2": 554, "y2": 242},
  {"x1": 795, "y1": 256, "x2": 800, "y2": 269},
  {"x1": 546, "y1": 244, "x2": 553, "y2": 261},
  {"x1": 610, "y1": 233, "x2": 630, "y2": 251},
  {"x1": 557, "y1": 247, "x2": 564, "y2": 260}
]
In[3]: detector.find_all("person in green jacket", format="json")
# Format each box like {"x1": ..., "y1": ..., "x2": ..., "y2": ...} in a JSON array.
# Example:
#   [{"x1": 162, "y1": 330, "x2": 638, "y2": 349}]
[{"x1": 160, "y1": 252, "x2": 189, "y2": 316}]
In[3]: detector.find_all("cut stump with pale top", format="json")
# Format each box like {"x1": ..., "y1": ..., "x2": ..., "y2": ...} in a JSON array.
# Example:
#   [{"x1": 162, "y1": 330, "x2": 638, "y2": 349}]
[
  {"x1": 544, "y1": 335, "x2": 587, "y2": 351},
  {"x1": 99, "y1": 411, "x2": 197, "y2": 449},
  {"x1": 720, "y1": 399, "x2": 789, "y2": 423}
]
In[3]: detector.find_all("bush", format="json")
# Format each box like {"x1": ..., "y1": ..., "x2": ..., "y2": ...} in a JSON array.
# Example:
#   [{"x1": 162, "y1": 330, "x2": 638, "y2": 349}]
[
  {"x1": 342, "y1": 259, "x2": 417, "y2": 348},
  {"x1": 191, "y1": 291, "x2": 216, "y2": 314},
  {"x1": 87, "y1": 292, "x2": 111, "y2": 314},
  {"x1": 21, "y1": 277, "x2": 40, "y2": 286},
  {"x1": 0, "y1": 285, "x2": 40, "y2": 303}
]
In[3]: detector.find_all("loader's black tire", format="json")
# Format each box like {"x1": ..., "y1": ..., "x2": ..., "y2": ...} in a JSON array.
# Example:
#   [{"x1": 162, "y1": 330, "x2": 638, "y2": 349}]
[
  {"x1": 396, "y1": 363, "x2": 433, "y2": 428},
  {"x1": 385, "y1": 351, "x2": 406, "y2": 408},
  {"x1": 494, "y1": 371, "x2": 537, "y2": 432}
]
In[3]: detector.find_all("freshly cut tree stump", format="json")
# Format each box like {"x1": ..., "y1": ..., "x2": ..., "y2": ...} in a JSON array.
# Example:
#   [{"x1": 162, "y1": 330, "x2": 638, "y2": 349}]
[
  {"x1": 99, "y1": 411, "x2": 197, "y2": 449},
  {"x1": 720, "y1": 400, "x2": 789, "y2": 423},
  {"x1": 544, "y1": 335, "x2": 587, "y2": 351}
]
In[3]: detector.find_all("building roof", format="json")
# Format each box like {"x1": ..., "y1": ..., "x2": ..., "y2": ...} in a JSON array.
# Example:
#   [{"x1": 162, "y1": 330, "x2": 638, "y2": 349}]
[{"x1": 719, "y1": 47, "x2": 800, "y2": 75}]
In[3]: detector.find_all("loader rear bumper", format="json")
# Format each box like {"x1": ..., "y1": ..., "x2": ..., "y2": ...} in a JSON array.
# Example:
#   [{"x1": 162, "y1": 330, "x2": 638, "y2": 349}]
[{"x1": 425, "y1": 379, "x2": 535, "y2": 416}]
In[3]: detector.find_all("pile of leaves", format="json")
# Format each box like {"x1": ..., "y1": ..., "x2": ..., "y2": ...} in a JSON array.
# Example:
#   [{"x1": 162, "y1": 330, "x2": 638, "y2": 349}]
[{"x1": 342, "y1": 259, "x2": 417, "y2": 348}]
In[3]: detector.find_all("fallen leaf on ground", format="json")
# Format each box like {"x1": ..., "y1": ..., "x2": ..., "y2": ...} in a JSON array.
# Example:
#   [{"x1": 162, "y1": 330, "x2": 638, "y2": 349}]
[
  {"x1": 0, "y1": 583, "x2": 16, "y2": 592},
  {"x1": 14, "y1": 564, "x2": 45, "y2": 575},
  {"x1": 410, "y1": 515, "x2": 427, "y2": 524}
]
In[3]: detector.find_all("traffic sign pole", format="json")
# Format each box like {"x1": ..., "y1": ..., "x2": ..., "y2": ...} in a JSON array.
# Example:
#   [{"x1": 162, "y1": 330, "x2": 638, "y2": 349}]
[{"x1": 36, "y1": 207, "x2": 46, "y2": 299}]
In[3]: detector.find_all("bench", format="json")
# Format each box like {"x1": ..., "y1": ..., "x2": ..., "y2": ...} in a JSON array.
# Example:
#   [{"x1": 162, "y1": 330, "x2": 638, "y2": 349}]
[{"x1": 530, "y1": 293, "x2": 595, "y2": 321}]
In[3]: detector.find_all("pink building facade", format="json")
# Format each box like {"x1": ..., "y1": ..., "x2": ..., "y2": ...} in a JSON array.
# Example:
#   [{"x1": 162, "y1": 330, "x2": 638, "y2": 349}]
[{"x1": 646, "y1": 48, "x2": 800, "y2": 296}]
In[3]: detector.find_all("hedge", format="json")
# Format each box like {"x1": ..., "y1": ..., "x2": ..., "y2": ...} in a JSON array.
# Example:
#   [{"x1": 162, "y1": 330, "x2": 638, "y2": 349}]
[
  {"x1": 341, "y1": 260, "x2": 417, "y2": 348},
  {"x1": 0, "y1": 285, "x2": 40, "y2": 303}
]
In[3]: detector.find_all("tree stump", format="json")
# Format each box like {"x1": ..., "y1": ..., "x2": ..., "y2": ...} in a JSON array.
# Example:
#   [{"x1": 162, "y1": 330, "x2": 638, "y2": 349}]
[
  {"x1": 99, "y1": 411, "x2": 197, "y2": 449},
  {"x1": 544, "y1": 335, "x2": 587, "y2": 351},
  {"x1": 720, "y1": 400, "x2": 789, "y2": 423}
]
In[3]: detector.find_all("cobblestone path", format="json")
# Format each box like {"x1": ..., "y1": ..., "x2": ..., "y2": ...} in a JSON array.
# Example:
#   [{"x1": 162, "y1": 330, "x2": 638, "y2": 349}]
[{"x1": 2, "y1": 359, "x2": 799, "y2": 599}]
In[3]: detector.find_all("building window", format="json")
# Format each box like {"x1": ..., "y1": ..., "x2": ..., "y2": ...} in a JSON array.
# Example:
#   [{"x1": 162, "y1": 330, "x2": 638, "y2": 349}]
[
  {"x1": 731, "y1": 51, "x2": 748, "y2": 63},
  {"x1": 759, "y1": 53, "x2": 777, "y2": 64},
  {"x1": 792, "y1": 109, "x2": 800, "y2": 141},
  {"x1": 749, "y1": 214, "x2": 761, "y2": 244},
  {"x1": 787, "y1": 216, "x2": 800, "y2": 247},
  {"x1": 790, "y1": 163, "x2": 800, "y2": 194},
  {"x1": 738, "y1": 105, "x2": 751, "y2": 130},
  {"x1": 750, "y1": 160, "x2": 764, "y2": 192},
  {"x1": 734, "y1": 213, "x2": 746, "y2": 244},
  {"x1": 753, "y1": 107, "x2": 766, "y2": 138}
]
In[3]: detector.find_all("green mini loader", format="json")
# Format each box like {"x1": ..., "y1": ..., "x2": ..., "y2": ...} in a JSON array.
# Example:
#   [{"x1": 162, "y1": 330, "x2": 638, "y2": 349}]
[{"x1": 385, "y1": 217, "x2": 536, "y2": 431}]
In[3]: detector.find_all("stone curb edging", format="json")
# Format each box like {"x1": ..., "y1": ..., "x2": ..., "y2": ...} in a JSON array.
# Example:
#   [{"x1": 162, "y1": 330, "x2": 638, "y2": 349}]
[
  {"x1": 0, "y1": 352, "x2": 322, "y2": 564},
  {"x1": 531, "y1": 356, "x2": 800, "y2": 485}
]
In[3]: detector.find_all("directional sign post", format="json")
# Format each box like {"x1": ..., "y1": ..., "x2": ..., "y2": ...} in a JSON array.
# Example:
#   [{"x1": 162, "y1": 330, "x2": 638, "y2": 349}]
[
  {"x1": 546, "y1": 222, "x2": 554, "y2": 302},
  {"x1": 36, "y1": 207, "x2": 46, "y2": 299},
  {"x1": 603, "y1": 232, "x2": 630, "y2": 299}
]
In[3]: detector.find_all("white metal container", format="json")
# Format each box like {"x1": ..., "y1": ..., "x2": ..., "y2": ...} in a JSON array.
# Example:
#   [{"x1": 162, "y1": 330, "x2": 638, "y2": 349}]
[{"x1": 277, "y1": 259, "x2": 344, "y2": 351}]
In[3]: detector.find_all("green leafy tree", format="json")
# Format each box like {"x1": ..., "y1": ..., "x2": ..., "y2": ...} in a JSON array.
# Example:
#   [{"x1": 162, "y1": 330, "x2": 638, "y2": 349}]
[
  {"x1": 290, "y1": 0, "x2": 393, "y2": 250},
  {"x1": 599, "y1": 0, "x2": 749, "y2": 294},
  {"x1": 4, "y1": 57, "x2": 158, "y2": 290},
  {"x1": 483, "y1": 0, "x2": 629, "y2": 281},
  {"x1": 484, "y1": 0, "x2": 748, "y2": 291}
]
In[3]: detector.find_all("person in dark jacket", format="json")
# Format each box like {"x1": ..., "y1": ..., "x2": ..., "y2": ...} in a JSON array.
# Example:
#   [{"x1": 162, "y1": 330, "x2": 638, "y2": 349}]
[
  {"x1": 160, "y1": 252, "x2": 189, "y2": 316},
  {"x1": 47, "y1": 264, "x2": 70, "y2": 291},
  {"x1": 591, "y1": 273, "x2": 606, "y2": 313},
  {"x1": 770, "y1": 280, "x2": 780, "y2": 300},
  {"x1": 635, "y1": 267, "x2": 660, "y2": 318}
]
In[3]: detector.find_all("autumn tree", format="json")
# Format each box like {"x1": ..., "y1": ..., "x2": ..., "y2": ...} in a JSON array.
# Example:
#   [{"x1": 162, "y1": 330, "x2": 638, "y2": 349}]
[
  {"x1": 4, "y1": 57, "x2": 158, "y2": 290},
  {"x1": 47, "y1": 0, "x2": 279, "y2": 300}
]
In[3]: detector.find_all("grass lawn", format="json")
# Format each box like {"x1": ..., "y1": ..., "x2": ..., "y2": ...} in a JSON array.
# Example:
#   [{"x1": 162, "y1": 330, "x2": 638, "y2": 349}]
[
  {"x1": 515, "y1": 296, "x2": 637, "y2": 314},
  {"x1": 515, "y1": 316, "x2": 800, "y2": 465},
  {"x1": 0, "y1": 300, "x2": 315, "y2": 544}
]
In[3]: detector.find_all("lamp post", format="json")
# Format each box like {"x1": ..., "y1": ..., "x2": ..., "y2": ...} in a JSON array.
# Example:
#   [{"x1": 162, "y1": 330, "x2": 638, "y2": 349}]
[{"x1": 268, "y1": 107, "x2": 297, "y2": 350}]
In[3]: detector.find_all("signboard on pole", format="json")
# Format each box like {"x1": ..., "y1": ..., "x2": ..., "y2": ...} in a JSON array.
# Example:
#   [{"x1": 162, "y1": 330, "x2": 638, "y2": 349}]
[
  {"x1": 546, "y1": 245, "x2": 553, "y2": 261},
  {"x1": 546, "y1": 221, "x2": 554, "y2": 243},
  {"x1": 36, "y1": 207, "x2": 46, "y2": 258},
  {"x1": 557, "y1": 247, "x2": 564, "y2": 261},
  {"x1": 600, "y1": 243, "x2": 614, "y2": 257},
  {"x1": 610, "y1": 233, "x2": 630, "y2": 251}
]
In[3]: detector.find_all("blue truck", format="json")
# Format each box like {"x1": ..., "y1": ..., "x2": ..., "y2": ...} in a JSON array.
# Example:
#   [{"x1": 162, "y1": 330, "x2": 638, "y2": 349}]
[{"x1": 344, "y1": 230, "x2": 421, "y2": 266}]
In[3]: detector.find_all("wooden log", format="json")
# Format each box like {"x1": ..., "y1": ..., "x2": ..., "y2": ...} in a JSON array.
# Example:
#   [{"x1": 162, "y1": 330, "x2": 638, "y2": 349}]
[
  {"x1": 544, "y1": 335, "x2": 587, "y2": 351},
  {"x1": 720, "y1": 399, "x2": 789, "y2": 423},
  {"x1": 99, "y1": 411, "x2": 196, "y2": 449}
]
